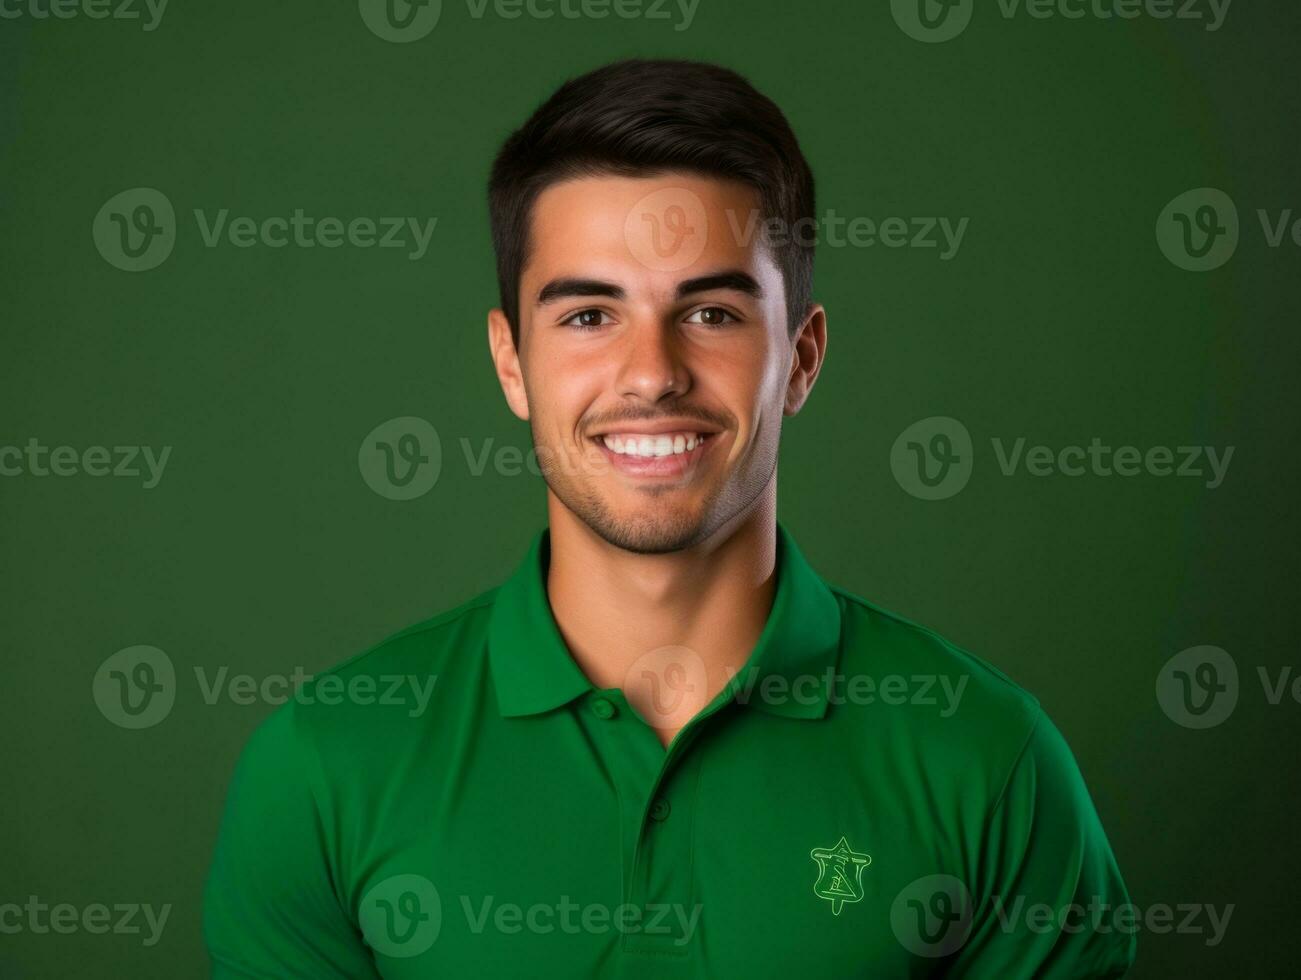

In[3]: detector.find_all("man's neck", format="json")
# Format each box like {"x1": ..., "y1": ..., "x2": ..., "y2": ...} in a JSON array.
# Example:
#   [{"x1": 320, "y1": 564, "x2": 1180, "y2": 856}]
[{"x1": 545, "y1": 491, "x2": 779, "y2": 746}]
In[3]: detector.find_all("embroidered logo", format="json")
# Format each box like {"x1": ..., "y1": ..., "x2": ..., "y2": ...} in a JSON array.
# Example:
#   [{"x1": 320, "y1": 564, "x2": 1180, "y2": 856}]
[{"x1": 810, "y1": 836, "x2": 871, "y2": 915}]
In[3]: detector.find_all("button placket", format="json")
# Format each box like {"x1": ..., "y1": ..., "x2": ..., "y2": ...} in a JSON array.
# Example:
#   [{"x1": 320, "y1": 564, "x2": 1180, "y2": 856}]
[
  {"x1": 576, "y1": 689, "x2": 704, "y2": 956},
  {"x1": 623, "y1": 746, "x2": 703, "y2": 956}
]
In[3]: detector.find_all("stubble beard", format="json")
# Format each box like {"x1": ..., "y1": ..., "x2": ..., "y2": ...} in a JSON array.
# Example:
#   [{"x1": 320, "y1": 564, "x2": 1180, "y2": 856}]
[{"x1": 532, "y1": 428, "x2": 777, "y2": 556}]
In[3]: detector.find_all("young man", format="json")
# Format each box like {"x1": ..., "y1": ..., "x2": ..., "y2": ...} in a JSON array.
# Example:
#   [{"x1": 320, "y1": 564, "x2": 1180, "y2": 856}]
[{"x1": 204, "y1": 60, "x2": 1135, "y2": 978}]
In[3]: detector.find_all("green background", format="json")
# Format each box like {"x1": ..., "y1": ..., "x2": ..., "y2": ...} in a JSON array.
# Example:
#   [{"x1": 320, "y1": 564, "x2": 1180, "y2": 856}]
[{"x1": 2, "y1": 0, "x2": 1297, "y2": 975}]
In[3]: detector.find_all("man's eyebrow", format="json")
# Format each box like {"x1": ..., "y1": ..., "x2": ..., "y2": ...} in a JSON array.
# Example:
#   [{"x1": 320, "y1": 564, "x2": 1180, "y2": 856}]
[
  {"x1": 536, "y1": 278, "x2": 625, "y2": 305},
  {"x1": 676, "y1": 271, "x2": 763, "y2": 299},
  {"x1": 534, "y1": 270, "x2": 762, "y2": 306}
]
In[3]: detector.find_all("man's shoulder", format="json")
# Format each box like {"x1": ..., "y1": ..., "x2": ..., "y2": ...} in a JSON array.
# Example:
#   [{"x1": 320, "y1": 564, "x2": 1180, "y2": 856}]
[
  {"x1": 254, "y1": 587, "x2": 503, "y2": 747},
  {"x1": 827, "y1": 584, "x2": 1042, "y2": 741},
  {"x1": 315, "y1": 586, "x2": 500, "y2": 683}
]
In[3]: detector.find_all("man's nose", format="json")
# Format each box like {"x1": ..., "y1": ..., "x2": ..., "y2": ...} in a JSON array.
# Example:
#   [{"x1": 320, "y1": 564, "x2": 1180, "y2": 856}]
[{"x1": 615, "y1": 318, "x2": 690, "y2": 403}]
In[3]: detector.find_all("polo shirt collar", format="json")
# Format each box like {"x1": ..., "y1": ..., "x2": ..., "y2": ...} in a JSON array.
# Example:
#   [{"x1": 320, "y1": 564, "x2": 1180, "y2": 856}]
[{"x1": 487, "y1": 521, "x2": 843, "y2": 721}]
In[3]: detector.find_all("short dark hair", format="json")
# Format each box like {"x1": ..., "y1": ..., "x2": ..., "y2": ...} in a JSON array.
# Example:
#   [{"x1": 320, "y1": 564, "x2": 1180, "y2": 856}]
[{"x1": 487, "y1": 58, "x2": 816, "y2": 346}]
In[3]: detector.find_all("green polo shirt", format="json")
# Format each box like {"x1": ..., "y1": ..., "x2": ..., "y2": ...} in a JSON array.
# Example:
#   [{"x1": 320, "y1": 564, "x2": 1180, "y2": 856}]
[{"x1": 203, "y1": 523, "x2": 1135, "y2": 978}]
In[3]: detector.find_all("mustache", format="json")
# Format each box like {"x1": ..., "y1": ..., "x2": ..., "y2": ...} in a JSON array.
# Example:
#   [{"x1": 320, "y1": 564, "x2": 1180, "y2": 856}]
[{"x1": 583, "y1": 406, "x2": 732, "y2": 434}]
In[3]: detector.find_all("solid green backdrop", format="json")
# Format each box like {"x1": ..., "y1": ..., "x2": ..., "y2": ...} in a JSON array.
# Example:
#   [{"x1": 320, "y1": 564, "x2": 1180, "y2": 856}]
[{"x1": 1, "y1": 0, "x2": 1297, "y2": 976}]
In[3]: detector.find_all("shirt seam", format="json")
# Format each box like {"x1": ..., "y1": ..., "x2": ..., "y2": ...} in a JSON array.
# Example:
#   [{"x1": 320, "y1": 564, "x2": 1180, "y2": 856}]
[
  {"x1": 307, "y1": 590, "x2": 498, "y2": 682},
  {"x1": 286, "y1": 698, "x2": 359, "y2": 930},
  {"x1": 828, "y1": 586, "x2": 1042, "y2": 709},
  {"x1": 984, "y1": 703, "x2": 1044, "y2": 824}
]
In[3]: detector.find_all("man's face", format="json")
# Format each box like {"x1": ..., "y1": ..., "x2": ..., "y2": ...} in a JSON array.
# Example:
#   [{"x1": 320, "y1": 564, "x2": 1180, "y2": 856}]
[{"x1": 490, "y1": 172, "x2": 821, "y2": 554}]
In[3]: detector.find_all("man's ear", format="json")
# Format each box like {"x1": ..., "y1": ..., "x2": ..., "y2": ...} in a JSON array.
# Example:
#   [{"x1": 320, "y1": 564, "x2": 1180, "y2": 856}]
[
  {"x1": 488, "y1": 308, "x2": 530, "y2": 421},
  {"x1": 784, "y1": 303, "x2": 827, "y2": 415}
]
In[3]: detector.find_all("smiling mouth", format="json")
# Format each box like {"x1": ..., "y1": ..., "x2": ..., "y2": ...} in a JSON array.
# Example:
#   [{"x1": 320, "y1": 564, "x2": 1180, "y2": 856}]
[
  {"x1": 586, "y1": 429, "x2": 720, "y2": 479},
  {"x1": 597, "y1": 431, "x2": 716, "y2": 458}
]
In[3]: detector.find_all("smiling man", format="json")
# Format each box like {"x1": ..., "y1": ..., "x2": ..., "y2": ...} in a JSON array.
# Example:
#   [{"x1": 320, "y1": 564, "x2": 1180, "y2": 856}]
[{"x1": 203, "y1": 60, "x2": 1135, "y2": 978}]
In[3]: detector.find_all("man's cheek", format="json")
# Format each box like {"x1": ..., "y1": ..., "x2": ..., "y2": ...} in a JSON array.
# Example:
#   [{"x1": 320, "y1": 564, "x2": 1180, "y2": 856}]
[{"x1": 575, "y1": 441, "x2": 611, "y2": 479}]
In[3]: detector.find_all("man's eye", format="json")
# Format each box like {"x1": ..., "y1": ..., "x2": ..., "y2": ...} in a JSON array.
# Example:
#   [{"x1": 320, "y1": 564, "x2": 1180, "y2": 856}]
[
  {"x1": 684, "y1": 307, "x2": 735, "y2": 327},
  {"x1": 563, "y1": 309, "x2": 609, "y2": 330}
]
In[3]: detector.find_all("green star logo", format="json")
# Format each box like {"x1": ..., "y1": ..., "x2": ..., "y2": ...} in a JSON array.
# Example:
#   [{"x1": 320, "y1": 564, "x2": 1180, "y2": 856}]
[{"x1": 810, "y1": 836, "x2": 871, "y2": 915}]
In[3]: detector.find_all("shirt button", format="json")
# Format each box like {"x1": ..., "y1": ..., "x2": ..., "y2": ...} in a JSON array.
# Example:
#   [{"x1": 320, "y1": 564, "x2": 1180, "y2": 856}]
[
  {"x1": 591, "y1": 697, "x2": 617, "y2": 720},
  {"x1": 650, "y1": 798, "x2": 671, "y2": 822}
]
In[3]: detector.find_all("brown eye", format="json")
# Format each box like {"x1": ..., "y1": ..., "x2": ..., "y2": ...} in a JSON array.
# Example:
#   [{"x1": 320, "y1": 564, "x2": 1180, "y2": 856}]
[
  {"x1": 564, "y1": 309, "x2": 609, "y2": 330},
  {"x1": 685, "y1": 307, "x2": 735, "y2": 327}
]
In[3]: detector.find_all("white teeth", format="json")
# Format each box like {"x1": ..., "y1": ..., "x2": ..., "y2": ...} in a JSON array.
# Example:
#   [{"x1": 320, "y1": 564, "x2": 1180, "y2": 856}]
[{"x1": 600, "y1": 433, "x2": 709, "y2": 457}]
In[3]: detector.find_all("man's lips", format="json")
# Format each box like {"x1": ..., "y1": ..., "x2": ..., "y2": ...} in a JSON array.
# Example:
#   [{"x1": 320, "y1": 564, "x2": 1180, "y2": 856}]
[
  {"x1": 587, "y1": 430, "x2": 720, "y2": 479},
  {"x1": 597, "y1": 430, "x2": 713, "y2": 455}
]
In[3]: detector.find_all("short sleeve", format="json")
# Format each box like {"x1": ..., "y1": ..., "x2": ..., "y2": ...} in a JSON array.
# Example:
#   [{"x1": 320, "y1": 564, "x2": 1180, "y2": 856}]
[
  {"x1": 949, "y1": 708, "x2": 1137, "y2": 979},
  {"x1": 202, "y1": 704, "x2": 380, "y2": 979}
]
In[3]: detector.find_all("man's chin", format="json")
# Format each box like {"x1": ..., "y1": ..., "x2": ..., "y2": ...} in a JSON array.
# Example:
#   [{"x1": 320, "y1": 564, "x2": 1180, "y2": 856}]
[
  {"x1": 597, "y1": 510, "x2": 708, "y2": 554},
  {"x1": 563, "y1": 489, "x2": 713, "y2": 555}
]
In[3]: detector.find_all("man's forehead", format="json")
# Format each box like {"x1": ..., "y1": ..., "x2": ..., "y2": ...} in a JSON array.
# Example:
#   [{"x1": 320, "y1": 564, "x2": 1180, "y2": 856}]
[
  {"x1": 523, "y1": 172, "x2": 772, "y2": 288},
  {"x1": 532, "y1": 171, "x2": 760, "y2": 216}
]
